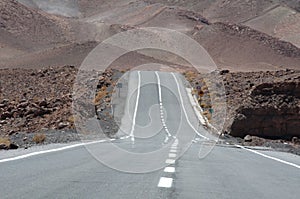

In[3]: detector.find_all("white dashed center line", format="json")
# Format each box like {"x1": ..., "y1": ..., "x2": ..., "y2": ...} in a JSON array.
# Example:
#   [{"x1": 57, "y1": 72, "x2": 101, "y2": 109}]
[
  {"x1": 155, "y1": 71, "x2": 172, "y2": 140},
  {"x1": 164, "y1": 167, "x2": 175, "y2": 173},
  {"x1": 155, "y1": 72, "x2": 179, "y2": 189},
  {"x1": 169, "y1": 153, "x2": 177, "y2": 158},
  {"x1": 166, "y1": 159, "x2": 176, "y2": 164},
  {"x1": 158, "y1": 177, "x2": 173, "y2": 188}
]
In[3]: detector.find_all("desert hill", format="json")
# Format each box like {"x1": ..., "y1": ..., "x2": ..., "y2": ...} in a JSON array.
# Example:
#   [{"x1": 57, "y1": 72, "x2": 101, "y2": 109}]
[{"x1": 0, "y1": 0, "x2": 299, "y2": 71}]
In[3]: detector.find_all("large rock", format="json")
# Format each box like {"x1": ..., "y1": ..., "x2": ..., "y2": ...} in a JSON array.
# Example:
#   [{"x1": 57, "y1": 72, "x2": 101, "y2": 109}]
[
  {"x1": 1, "y1": 111, "x2": 11, "y2": 120},
  {"x1": 9, "y1": 143, "x2": 18, "y2": 150}
]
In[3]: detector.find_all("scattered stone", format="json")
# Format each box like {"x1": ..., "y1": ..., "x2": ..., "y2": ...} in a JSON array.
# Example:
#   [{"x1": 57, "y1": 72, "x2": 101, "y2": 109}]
[
  {"x1": 58, "y1": 122, "x2": 69, "y2": 129},
  {"x1": 1, "y1": 111, "x2": 11, "y2": 120},
  {"x1": 1, "y1": 99, "x2": 9, "y2": 104},
  {"x1": 19, "y1": 99, "x2": 27, "y2": 103},
  {"x1": 292, "y1": 137, "x2": 299, "y2": 144},
  {"x1": 17, "y1": 101, "x2": 28, "y2": 108},
  {"x1": 0, "y1": 144, "x2": 8, "y2": 150},
  {"x1": 0, "y1": 66, "x2": 79, "y2": 137},
  {"x1": 9, "y1": 143, "x2": 18, "y2": 149},
  {"x1": 0, "y1": 120, "x2": 7, "y2": 125},
  {"x1": 244, "y1": 135, "x2": 252, "y2": 142},
  {"x1": 39, "y1": 100, "x2": 48, "y2": 107},
  {"x1": 220, "y1": 69, "x2": 230, "y2": 75}
]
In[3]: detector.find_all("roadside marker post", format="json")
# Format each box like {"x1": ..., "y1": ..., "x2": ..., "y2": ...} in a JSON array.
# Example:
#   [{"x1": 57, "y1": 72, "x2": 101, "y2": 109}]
[{"x1": 117, "y1": 83, "x2": 122, "y2": 97}]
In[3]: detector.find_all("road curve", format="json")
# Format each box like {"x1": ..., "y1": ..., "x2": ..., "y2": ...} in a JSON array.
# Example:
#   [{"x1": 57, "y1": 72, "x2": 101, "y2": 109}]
[{"x1": 0, "y1": 71, "x2": 299, "y2": 199}]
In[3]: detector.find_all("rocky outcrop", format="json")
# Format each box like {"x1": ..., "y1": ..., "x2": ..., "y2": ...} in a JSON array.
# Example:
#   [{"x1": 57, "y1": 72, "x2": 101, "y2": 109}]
[
  {"x1": 178, "y1": 10, "x2": 210, "y2": 25},
  {"x1": 189, "y1": 69, "x2": 300, "y2": 141},
  {"x1": 231, "y1": 81, "x2": 300, "y2": 139}
]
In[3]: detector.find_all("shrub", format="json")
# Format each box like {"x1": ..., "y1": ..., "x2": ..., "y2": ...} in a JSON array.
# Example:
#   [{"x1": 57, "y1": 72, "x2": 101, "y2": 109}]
[
  {"x1": 94, "y1": 86, "x2": 108, "y2": 105},
  {"x1": 203, "y1": 110, "x2": 212, "y2": 121},
  {"x1": 200, "y1": 102, "x2": 210, "y2": 109},
  {"x1": 191, "y1": 89, "x2": 197, "y2": 95},
  {"x1": 32, "y1": 133, "x2": 46, "y2": 144},
  {"x1": 184, "y1": 71, "x2": 197, "y2": 81},
  {"x1": 67, "y1": 115, "x2": 75, "y2": 123},
  {"x1": 0, "y1": 137, "x2": 10, "y2": 147}
]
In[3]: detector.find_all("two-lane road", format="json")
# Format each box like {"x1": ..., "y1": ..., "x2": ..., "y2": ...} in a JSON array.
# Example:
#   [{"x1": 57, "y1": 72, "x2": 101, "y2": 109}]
[{"x1": 0, "y1": 71, "x2": 299, "y2": 198}]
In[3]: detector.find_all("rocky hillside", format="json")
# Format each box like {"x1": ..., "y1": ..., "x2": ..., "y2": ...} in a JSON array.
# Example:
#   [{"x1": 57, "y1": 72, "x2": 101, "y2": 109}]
[
  {"x1": 0, "y1": 66, "x2": 118, "y2": 149},
  {"x1": 0, "y1": 66, "x2": 76, "y2": 136}
]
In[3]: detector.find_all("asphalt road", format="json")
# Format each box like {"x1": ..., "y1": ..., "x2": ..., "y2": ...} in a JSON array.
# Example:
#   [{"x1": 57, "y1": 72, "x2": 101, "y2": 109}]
[{"x1": 0, "y1": 71, "x2": 299, "y2": 198}]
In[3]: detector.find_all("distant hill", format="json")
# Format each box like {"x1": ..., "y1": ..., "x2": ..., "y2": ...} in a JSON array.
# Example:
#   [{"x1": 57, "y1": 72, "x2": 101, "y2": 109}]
[{"x1": 0, "y1": 0, "x2": 70, "y2": 51}]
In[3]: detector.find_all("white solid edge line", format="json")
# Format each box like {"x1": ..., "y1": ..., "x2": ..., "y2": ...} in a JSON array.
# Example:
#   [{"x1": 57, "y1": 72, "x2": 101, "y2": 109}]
[
  {"x1": 130, "y1": 71, "x2": 141, "y2": 141},
  {"x1": 157, "y1": 177, "x2": 173, "y2": 188},
  {"x1": 155, "y1": 71, "x2": 162, "y2": 103},
  {"x1": 0, "y1": 139, "x2": 107, "y2": 163},
  {"x1": 235, "y1": 144, "x2": 300, "y2": 169},
  {"x1": 171, "y1": 73, "x2": 209, "y2": 140}
]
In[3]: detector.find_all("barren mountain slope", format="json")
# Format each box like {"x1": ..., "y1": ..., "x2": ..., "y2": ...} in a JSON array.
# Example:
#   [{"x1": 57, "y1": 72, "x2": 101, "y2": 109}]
[
  {"x1": 0, "y1": 0, "x2": 71, "y2": 51},
  {"x1": 0, "y1": 0, "x2": 299, "y2": 72},
  {"x1": 16, "y1": 0, "x2": 81, "y2": 17},
  {"x1": 192, "y1": 23, "x2": 300, "y2": 71},
  {"x1": 244, "y1": 5, "x2": 300, "y2": 48},
  {"x1": 146, "y1": 0, "x2": 300, "y2": 23}
]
